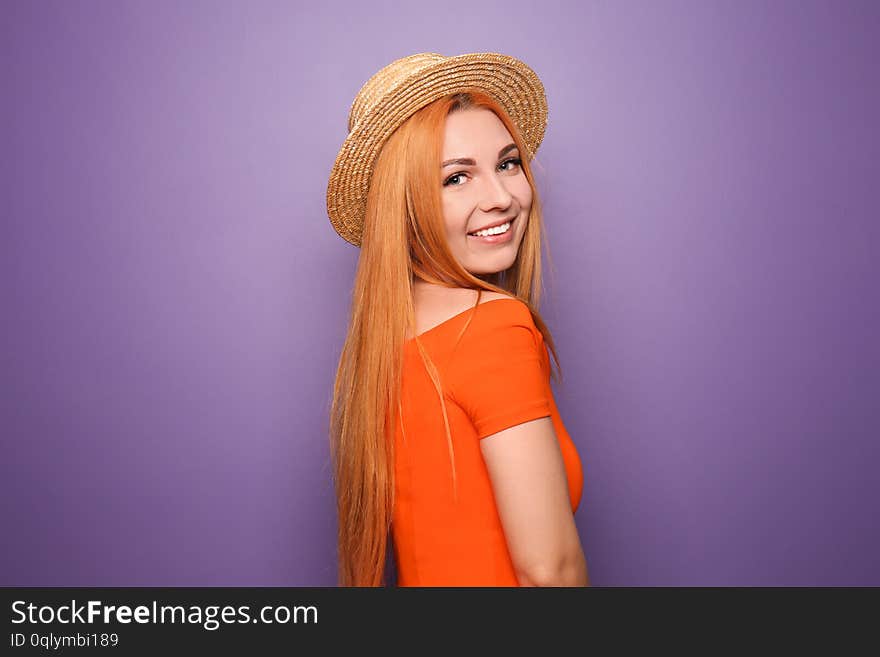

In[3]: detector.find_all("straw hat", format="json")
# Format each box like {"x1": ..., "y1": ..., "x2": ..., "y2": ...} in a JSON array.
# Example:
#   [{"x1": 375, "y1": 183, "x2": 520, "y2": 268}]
[{"x1": 325, "y1": 52, "x2": 548, "y2": 247}]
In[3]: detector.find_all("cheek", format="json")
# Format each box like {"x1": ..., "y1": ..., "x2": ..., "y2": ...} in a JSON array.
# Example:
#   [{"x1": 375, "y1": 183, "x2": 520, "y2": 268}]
[
  {"x1": 513, "y1": 177, "x2": 533, "y2": 210},
  {"x1": 442, "y1": 197, "x2": 471, "y2": 234}
]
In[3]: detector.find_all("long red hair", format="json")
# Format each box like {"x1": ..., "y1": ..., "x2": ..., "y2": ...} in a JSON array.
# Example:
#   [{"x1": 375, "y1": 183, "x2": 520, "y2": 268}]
[{"x1": 328, "y1": 90, "x2": 562, "y2": 586}]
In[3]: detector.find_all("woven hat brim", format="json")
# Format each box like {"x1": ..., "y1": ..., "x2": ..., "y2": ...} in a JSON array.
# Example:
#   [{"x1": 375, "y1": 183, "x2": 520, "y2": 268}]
[{"x1": 326, "y1": 53, "x2": 547, "y2": 247}]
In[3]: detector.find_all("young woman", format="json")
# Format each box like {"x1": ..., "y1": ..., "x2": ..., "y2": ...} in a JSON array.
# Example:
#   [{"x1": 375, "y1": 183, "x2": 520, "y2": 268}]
[{"x1": 326, "y1": 52, "x2": 587, "y2": 587}]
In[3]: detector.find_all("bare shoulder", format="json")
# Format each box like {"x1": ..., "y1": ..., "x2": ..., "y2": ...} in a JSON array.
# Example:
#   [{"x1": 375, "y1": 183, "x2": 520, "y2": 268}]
[
  {"x1": 476, "y1": 290, "x2": 513, "y2": 303},
  {"x1": 410, "y1": 284, "x2": 514, "y2": 338}
]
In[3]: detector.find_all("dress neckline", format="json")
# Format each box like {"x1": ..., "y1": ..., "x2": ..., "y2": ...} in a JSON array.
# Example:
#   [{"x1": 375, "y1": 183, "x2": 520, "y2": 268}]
[{"x1": 405, "y1": 297, "x2": 519, "y2": 343}]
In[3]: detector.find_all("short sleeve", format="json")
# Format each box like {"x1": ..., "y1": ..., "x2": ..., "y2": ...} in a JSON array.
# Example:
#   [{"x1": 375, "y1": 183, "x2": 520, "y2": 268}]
[{"x1": 451, "y1": 301, "x2": 551, "y2": 439}]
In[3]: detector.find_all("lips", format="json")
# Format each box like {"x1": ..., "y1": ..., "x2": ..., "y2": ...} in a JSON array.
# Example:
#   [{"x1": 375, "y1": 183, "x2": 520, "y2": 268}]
[{"x1": 467, "y1": 215, "x2": 516, "y2": 236}]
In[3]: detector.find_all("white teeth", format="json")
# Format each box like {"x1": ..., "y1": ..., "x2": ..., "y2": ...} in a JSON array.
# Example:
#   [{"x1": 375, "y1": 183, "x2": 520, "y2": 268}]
[{"x1": 470, "y1": 221, "x2": 511, "y2": 237}]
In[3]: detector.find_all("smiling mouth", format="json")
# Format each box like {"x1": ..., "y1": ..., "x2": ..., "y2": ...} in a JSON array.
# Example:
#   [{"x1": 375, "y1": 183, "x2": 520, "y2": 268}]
[{"x1": 467, "y1": 216, "x2": 516, "y2": 237}]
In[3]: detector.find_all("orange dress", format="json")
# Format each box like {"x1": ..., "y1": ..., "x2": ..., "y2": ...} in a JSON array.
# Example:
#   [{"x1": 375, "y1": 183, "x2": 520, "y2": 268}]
[{"x1": 391, "y1": 297, "x2": 583, "y2": 586}]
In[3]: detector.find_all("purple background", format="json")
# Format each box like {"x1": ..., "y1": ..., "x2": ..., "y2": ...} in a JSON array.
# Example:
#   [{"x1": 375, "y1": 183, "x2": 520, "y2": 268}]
[{"x1": 3, "y1": 0, "x2": 878, "y2": 586}]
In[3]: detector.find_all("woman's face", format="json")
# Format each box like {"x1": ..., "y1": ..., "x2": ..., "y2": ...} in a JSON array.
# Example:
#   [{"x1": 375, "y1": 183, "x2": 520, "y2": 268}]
[{"x1": 440, "y1": 108, "x2": 532, "y2": 275}]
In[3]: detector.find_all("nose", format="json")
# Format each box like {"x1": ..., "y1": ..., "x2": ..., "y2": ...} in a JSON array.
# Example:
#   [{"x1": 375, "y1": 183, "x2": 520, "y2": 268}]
[{"x1": 477, "y1": 169, "x2": 514, "y2": 213}]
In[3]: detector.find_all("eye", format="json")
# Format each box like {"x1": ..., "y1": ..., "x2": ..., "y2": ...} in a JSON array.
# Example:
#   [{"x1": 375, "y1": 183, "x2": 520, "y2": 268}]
[
  {"x1": 442, "y1": 157, "x2": 522, "y2": 187},
  {"x1": 499, "y1": 157, "x2": 522, "y2": 172},
  {"x1": 443, "y1": 172, "x2": 467, "y2": 187}
]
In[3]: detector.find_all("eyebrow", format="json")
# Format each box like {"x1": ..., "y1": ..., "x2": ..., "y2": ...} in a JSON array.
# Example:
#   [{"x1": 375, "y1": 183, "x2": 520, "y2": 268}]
[{"x1": 441, "y1": 143, "x2": 518, "y2": 168}]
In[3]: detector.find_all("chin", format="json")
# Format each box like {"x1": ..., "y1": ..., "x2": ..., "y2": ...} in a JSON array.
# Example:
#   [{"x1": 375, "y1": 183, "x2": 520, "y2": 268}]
[{"x1": 467, "y1": 255, "x2": 518, "y2": 276}]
